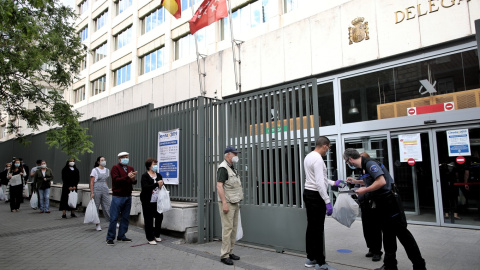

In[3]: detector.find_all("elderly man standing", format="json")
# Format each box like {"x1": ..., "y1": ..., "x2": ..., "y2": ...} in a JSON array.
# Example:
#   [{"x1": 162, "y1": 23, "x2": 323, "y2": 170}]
[
  {"x1": 106, "y1": 152, "x2": 137, "y2": 246},
  {"x1": 217, "y1": 146, "x2": 243, "y2": 266}
]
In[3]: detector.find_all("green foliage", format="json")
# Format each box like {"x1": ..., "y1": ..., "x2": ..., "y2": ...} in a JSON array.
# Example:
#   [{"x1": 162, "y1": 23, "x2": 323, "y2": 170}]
[{"x1": 0, "y1": 0, "x2": 93, "y2": 160}]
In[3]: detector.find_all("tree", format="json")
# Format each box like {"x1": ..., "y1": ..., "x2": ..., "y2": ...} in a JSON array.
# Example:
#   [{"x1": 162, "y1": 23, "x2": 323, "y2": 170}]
[{"x1": 0, "y1": 0, "x2": 93, "y2": 160}]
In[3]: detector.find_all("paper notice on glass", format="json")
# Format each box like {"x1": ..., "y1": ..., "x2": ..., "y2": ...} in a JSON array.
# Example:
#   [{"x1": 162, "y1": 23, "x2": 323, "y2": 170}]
[
  {"x1": 398, "y1": 133, "x2": 422, "y2": 162},
  {"x1": 446, "y1": 129, "x2": 471, "y2": 157},
  {"x1": 157, "y1": 129, "x2": 180, "y2": 185}
]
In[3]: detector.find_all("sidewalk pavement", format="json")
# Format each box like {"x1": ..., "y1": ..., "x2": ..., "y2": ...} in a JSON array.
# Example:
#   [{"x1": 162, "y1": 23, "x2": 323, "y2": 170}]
[{"x1": 0, "y1": 201, "x2": 479, "y2": 270}]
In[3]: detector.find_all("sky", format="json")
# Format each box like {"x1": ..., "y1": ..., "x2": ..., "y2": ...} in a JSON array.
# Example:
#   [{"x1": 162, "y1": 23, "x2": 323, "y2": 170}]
[{"x1": 61, "y1": 0, "x2": 75, "y2": 9}]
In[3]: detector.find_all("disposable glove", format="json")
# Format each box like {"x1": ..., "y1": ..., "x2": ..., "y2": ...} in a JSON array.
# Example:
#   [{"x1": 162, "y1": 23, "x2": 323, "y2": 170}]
[
  {"x1": 326, "y1": 203, "x2": 333, "y2": 216},
  {"x1": 335, "y1": 179, "x2": 346, "y2": 188}
]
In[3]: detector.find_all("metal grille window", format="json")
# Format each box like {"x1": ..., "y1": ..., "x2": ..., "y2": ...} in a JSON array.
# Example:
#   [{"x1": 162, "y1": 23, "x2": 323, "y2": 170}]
[
  {"x1": 79, "y1": 0, "x2": 89, "y2": 15},
  {"x1": 117, "y1": 0, "x2": 132, "y2": 15},
  {"x1": 114, "y1": 63, "x2": 131, "y2": 86},
  {"x1": 94, "y1": 10, "x2": 108, "y2": 31},
  {"x1": 115, "y1": 26, "x2": 132, "y2": 50},
  {"x1": 79, "y1": 26, "x2": 88, "y2": 42},
  {"x1": 142, "y1": 47, "x2": 165, "y2": 74},
  {"x1": 143, "y1": 7, "x2": 165, "y2": 34},
  {"x1": 93, "y1": 43, "x2": 107, "y2": 63},
  {"x1": 73, "y1": 86, "x2": 85, "y2": 103},
  {"x1": 91, "y1": 76, "x2": 106, "y2": 96}
]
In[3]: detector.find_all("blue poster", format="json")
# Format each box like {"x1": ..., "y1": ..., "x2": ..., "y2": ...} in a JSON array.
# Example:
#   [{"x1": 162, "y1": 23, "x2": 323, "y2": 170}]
[{"x1": 157, "y1": 129, "x2": 179, "y2": 184}]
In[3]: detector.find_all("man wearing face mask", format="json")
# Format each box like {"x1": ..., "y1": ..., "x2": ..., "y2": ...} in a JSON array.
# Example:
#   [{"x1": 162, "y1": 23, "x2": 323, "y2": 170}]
[
  {"x1": 303, "y1": 136, "x2": 344, "y2": 270},
  {"x1": 343, "y1": 148, "x2": 426, "y2": 270},
  {"x1": 216, "y1": 146, "x2": 243, "y2": 266},
  {"x1": 106, "y1": 152, "x2": 138, "y2": 246}
]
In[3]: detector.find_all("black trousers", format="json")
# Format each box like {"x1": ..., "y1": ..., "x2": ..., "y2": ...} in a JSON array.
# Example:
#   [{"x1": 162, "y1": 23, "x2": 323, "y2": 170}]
[
  {"x1": 376, "y1": 194, "x2": 426, "y2": 270},
  {"x1": 360, "y1": 201, "x2": 383, "y2": 255},
  {"x1": 9, "y1": 185, "x2": 23, "y2": 211},
  {"x1": 303, "y1": 189, "x2": 326, "y2": 265},
  {"x1": 141, "y1": 202, "x2": 164, "y2": 241}
]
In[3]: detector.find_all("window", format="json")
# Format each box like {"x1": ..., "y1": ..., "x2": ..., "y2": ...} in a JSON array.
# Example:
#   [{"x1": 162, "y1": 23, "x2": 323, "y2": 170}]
[
  {"x1": 79, "y1": 55, "x2": 87, "y2": 71},
  {"x1": 181, "y1": 0, "x2": 201, "y2": 12},
  {"x1": 114, "y1": 63, "x2": 131, "y2": 86},
  {"x1": 284, "y1": 0, "x2": 306, "y2": 14},
  {"x1": 0, "y1": 125, "x2": 6, "y2": 139},
  {"x1": 91, "y1": 76, "x2": 106, "y2": 96},
  {"x1": 79, "y1": 26, "x2": 88, "y2": 42},
  {"x1": 221, "y1": 0, "x2": 278, "y2": 40},
  {"x1": 117, "y1": 0, "x2": 132, "y2": 15},
  {"x1": 94, "y1": 10, "x2": 108, "y2": 31},
  {"x1": 143, "y1": 8, "x2": 165, "y2": 34},
  {"x1": 142, "y1": 47, "x2": 165, "y2": 74},
  {"x1": 115, "y1": 26, "x2": 132, "y2": 50},
  {"x1": 73, "y1": 86, "x2": 85, "y2": 103},
  {"x1": 174, "y1": 27, "x2": 212, "y2": 60},
  {"x1": 93, "y1": 43, "x2": 107, "y2": 63},
  {"x1": 79, "y1": 0, "x2": 89, "y2": 15}
]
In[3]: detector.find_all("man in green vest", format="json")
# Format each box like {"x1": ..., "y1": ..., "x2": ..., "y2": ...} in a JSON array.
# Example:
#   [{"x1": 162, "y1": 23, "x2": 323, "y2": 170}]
[{"x1": 217, "y1": 145, "x2": 244, "y2": 266}]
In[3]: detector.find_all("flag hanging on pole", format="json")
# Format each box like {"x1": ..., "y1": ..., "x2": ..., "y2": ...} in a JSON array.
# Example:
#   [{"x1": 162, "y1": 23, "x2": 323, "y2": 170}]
[
  {"x1": 189, "y1": 0, "x2": 228, "y2": 35},
  {"x1": 162, "y1": 0, "x2": 182, "y2": 19}
]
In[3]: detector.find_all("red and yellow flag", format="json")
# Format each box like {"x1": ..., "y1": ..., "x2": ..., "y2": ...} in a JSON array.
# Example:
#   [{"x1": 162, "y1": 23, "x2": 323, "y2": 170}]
[
  {"x1": 189, "y1": 0, "x2": 228, "y2": 35},
  {"x1": 161, "y1": 0, "x2": 181, "y2": 19}
]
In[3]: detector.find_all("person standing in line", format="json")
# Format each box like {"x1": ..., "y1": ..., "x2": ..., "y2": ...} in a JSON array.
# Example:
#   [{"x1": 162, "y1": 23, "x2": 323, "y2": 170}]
[
  {"x1": 29, "y1": 160, "x2": 42, "y2": 209},
  {"x1": 7, "y1": 158, "x2": 26, "y2": 212},
  {"x1": 90, "y1": 156, "x2": 112, "y2": 231},
  {"x1": 34, "y1": 160, "x2": 53, "y2": 213},
  {"x1": 19, "y1": 158, "x2": 29, "y2": 202},
  {"x1": 344, "y1": 148, "x2": 426, "y2": 270},
  {"x1": 1, "y1": 163, "x2": 11, "y2": 203},
  {"x1": 217, "y1": 146, "x2": 243, "y2": 266},
  {"x1": 106, "y1": 152, "x2": 137, "y2": 246},
  {"x1": 303, "y1": 136, "x2": 344, "y2": 270},
  {"x1": 140, "y1": 158, "x2": 164, "y2": 245},
  {"x1": 60, "y1": 159, "x2": 80, "y2": 218}
]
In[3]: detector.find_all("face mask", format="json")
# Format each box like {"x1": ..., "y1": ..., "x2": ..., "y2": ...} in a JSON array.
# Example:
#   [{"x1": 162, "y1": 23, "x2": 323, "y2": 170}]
[
  {"x1": 14, "y1": 163, "x2": 20, "y2": 167},
  {"x1": 152, "y1": 165, "x2": 158, "y2": 172},
  {"x1": 120, "y1": 158, "x2": 129, "y2": 165},
  {"x1": 69, "y1": 162, "x2": 75, "y2": 166},
  {"x1": 347, "y1": 163, "x2": 356, "y2": 170},
  {"x1": 100, "y1": 161, "x2": 106, "y2": 167},
  {"x1": 41, "y1": 164, "x2": 47, "y2": 169},
  {"x1": 232, "y1": 156, "x2": 239, "y2": 163}
]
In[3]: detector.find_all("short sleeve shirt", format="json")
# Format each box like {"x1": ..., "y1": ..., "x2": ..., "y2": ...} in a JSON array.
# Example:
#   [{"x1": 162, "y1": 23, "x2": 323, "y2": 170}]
[
  {"x1": 217, "y1": 163, "x2": 235, "y2": 183},
  {"x1": 90, "y1": 167, "x2": 108, "y2": 182}
]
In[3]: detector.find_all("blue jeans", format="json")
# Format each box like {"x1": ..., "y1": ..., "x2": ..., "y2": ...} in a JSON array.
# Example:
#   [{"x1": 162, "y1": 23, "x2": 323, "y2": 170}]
[
  {"x1": 107, "y1": 196, "x2": 131, "y2": 241},
  {"x1": 38, "y1": 188, "x2": 50, "y2": 212}
]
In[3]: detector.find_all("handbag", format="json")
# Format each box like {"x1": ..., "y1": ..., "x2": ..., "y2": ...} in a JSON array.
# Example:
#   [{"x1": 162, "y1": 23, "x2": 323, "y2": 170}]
[
  {"x1": 84, "y1": 199, "x2": 100, "y2": 224},
  {"x1": 332, "y1": 190, "x2": 359, "y2": 228},
  {"x1": 68, "y1": 190, "x2": 78, "y2": 208},
  {"x1": 236, "y1": 210, "x2": 243, "y2": 241},
  {"x1": 30, "y1": 191, "x2": 38, "y2": 209},
  {"x1": 0, "y1": 187, "x2": 4, "y2": 201},
  {"x1": 23, "y1": 184, "x2": 29, "y2": 198},
  {"x1": 157, "y1": 186, "x2": 172, "y2": 214}
]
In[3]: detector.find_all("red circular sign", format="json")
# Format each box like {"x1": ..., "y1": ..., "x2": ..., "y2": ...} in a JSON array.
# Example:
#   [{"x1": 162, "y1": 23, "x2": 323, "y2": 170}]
[
  {"x1": 407, "y1": 158, "x2": 415, "y2": 166},
  {"x1": 408, "y1": 108, "x2": 416, "y2": 115},
  {"x1": 456, "y1": 156, "x2": 465, "y2": 164},
  {"x1": 445, "y1": 103, "x2": 454, "y2": 110}
]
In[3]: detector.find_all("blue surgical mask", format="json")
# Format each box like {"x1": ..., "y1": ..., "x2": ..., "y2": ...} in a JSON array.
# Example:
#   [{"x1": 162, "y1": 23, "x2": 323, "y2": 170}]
[
  {"x1": 152, "y1": 165, "x2": 158, "y2": 172},
  {"x1": 347, "y1": 163, "x2": 356, "y2": 170},
  {"x1": 121, "y1": 158, "x2": 129, "y2": 165},
  {"x1": 14, "y1": 163, "x2": 20, "y2": 167}
]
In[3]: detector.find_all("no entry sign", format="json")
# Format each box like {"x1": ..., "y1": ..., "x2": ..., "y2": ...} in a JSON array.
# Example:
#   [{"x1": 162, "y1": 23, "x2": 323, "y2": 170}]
[
  {"x1": 407, "y1": 158, "x2": 416, "y2": 166},
  {"x1": 456, "y1": 156, "x2": 465, "y2": 164}
]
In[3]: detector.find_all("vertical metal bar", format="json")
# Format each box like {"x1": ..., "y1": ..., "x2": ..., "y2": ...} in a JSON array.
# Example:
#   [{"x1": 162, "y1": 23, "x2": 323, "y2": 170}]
[
  {"x1": 256, "y1": 95, "x2": 263, "y2": 205},
  {"x1": 305, "y1": 82, "x2": 312, "y2": 151},
  {"x1": 249, "y1": 97, "x2": 257, "y2": 205},
  {"x1": 273, "y1": 92, "x2": 280, "y2": 206},
  {"x1": 261, "y1": 94, "x2": 268, "y2": 204},
  {"x1": 197, "y1": 97, "x2": 206, "y2": 243},
  {"x1": 267, "y1": 93, "x2": 274, "y2": 205},
  {"x1": 244, "y1": 97, "x2": 252, "y2": 205},
  {"x1": 311, "y1": 80, "x2": 320, "y2": 140},
  {"x1": 292, "y1": 87, "x2": 300, "y2": 207},
  {"x1": 298, "y1": 84, "x2": 306, "y2": 207},
  {"x1": 285, "y1": 90, "x2": 293, "y2": 207},
  {"x1": 279, "y1": 90, "x2": 287, "y2": 207}
]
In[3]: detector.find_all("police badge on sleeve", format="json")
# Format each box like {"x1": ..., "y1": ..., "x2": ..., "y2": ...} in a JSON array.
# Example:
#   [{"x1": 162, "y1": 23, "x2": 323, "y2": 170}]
[{"x1": 370, "y1": 165, "x2": 379, "y2": 173}]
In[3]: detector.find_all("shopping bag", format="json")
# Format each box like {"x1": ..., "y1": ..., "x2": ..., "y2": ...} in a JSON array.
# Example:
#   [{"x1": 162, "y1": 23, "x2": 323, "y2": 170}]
[
  {"x1": 23, "y1": 184, "x2": 29, "y2": 198},
  {"x1": 68, "y1": 190, "x2": 78, "y2": 208},
  {"x1": 30, "y1": 191, "x2": 38, "y2": 209},
  {"x1": 0, "y1": 187, "x2": 4, "y2": 201},
  {"x1": 84, "y1": 199, "x2": 100, "y2": 224},
  {"x1": 157, "y1": 186, "x2": 172, "y2": 214},
  {"x1": 332, "y1": 192, "x2": 359, "y2": 228},
  {"x1": 236, "y1": 210, "x2": 243, "y2": 241}
]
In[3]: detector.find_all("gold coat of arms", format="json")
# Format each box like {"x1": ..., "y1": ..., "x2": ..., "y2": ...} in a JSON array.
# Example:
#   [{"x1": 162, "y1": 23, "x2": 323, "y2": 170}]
[{"x1": 348, "y1": 17, "x2": 369, "y2": 45}]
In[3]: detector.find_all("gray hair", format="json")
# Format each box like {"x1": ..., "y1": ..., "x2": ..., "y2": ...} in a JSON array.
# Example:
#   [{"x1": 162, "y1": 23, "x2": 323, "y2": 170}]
[{"x1": 343, "y1": 148, "x2": 360, "y2": 161}]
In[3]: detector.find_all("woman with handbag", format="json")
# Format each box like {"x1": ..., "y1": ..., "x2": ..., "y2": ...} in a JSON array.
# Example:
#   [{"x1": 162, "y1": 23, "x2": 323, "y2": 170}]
[
  {"x1": 7, "y1": 158, "x2": 26, "y2": 212},
  {"x1": 140, "y1": 158, "x2": 164, "y2": 245},
  {"x1": 33, "y1": 160, "x2": 53, "y2": 213},
  {"x1": 60, "y1": 159, "x2": 80, "y2": 219},
  {"x1": 90, "y1": 156, "x2": 112, "y2": 231}
]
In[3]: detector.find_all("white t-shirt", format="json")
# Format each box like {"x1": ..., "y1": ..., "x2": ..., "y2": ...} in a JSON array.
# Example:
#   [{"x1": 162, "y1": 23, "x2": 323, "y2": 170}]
[
  {"x1": 304, "y1": 151, "x2": 335, "y2": 204},
  {"x1": 90, "y1": 167, "x2": 108, "y2": 182}
]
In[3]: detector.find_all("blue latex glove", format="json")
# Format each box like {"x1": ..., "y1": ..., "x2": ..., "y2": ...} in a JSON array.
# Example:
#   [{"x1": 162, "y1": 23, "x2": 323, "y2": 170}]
[
  {"x1": 326, "y1": 203, "x2": 333, "y2": 216},
  {"x1": 335, "y1": 179, "x2": 346, "y2": 187}
]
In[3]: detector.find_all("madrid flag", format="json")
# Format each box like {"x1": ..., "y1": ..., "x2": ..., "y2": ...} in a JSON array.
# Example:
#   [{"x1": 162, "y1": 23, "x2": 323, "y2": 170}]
[
  {"x1": 189, "y1": 0, "x2": 228, "y2": 35},
  {"x1": 162, "y1": 0, "x2": 181, "y2": 19}
]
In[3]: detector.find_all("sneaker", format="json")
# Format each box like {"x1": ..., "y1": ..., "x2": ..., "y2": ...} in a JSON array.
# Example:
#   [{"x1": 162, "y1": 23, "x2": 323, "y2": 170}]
[
  {"x1": 61, "y1": 214, "x2": 67, "y2": 219},
  {"x1": 229, "y1": 254, "x2": 240, "y2": 260},
  {"x1": 96, "y1": 224, "x2": 102, "y2": 231},
  {"x1": 45, "y1": 210, "x2": 50, "y2": 213},
  {"x1": 365, "y1": 251, "x2": 374, "y2": 257},
  {"x1": 148, "y1": 240, "x2": 157, "y2": 245},
  {"x1": 155, "y1": 237, "x2": 162, "y2": 242},
  {"x1": 70, "y1": 213, "x2": 77, "y2": 218},
  {"x1": 305, "y1": 258, "x2": 317, "y2": 268},
  {"x1": 315, "y1": 264, "x2": 338, "y2": 270},
  {"x1": 106, "y1": 240, "x2": 114, "y2": 246},
  {"x1": 117, "y1": 237, "x2": 132, "y2": 242},
  {"x1": 220, "y1": 258, "x2": 234, "y2": 265},
  {"x1": 372, "y1": 254, "x2": 382, "y2": 262}
]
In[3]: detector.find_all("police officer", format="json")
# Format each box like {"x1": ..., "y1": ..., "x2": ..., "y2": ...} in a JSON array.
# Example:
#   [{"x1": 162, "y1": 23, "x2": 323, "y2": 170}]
[{"x1": 343, "y1": 148, "x2": 426, "y2": 270}]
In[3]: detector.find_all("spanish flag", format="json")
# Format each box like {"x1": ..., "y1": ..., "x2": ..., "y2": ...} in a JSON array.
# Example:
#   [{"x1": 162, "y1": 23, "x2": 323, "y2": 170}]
[{"x1": 162, "y1": 0, "x2": 181, "y2": 19}]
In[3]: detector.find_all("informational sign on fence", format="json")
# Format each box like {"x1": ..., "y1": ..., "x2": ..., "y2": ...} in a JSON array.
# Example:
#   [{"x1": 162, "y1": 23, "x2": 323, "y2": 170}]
[
  {"x1": 447, "y1": 129, "x2": 471, "y2": 157},
  {"x1": 399, "y1": 133, "x2": 422, "y2": 162},
  {"x1": 158, "y1": 129, "x2": 180, "y2": 185}
]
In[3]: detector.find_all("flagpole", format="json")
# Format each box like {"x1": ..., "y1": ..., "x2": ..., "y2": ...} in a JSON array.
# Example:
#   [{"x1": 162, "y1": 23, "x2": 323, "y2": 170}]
[
  {"x1": 227, "y1": 0, "x2": 241, "y2": 93},
  {"x1": 191, "y1": 0, "x2": 206, "y2": 96}
]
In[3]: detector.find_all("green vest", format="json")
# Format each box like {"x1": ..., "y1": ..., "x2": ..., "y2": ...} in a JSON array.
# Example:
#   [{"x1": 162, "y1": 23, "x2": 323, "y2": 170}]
[{"x1": 217, "y1": 160, "x2": 244, "y2": 203}]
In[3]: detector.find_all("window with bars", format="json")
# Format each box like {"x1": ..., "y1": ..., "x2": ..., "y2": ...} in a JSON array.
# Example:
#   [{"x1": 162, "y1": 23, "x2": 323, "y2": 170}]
[
  {"x1": 94, "y1": 10, "x2": 108, "y2": 31},
  {"x1": 115, "y1": 26, "x2": 132, "y2": 50},
  {"x1": 91, "y1": 76, "x2": 106, "y2": 96},
  {"x1": 93, "y1": 43, "x2": 107, "y2": 63},
  {"x1": 79, "y1": 26, "x2": 88, "y2": 42},
  {"x1": 73, "y1": 86, "x2": 86, "y2": 103},
  {"x1": 117, "y1": 0, "x2": 132, "y2": 15},
  {"x1": 143, "y1": 7, "x2": 165, "y2": 34},
  {"x1": 141, "y1": 47, "x2": 165, "y2": 74},
  {"x1": 114, "y1": 63, "x2": 131, "y2": 86}
]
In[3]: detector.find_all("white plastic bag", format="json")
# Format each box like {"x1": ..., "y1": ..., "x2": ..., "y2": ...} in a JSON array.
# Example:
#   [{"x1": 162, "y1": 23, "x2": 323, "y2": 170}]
[
  {"x1": 68, "y1": 190, "x2": 78, "y2": 208},
  {"x1": 236, "y1": 210, "x2": 243, "y2": 241},
  {"x1": 30, "y1": 191, "x2": 38, "y2": 209},
  {"x1": 84, "y1": 199, "x2": 100, "y2": 224},
  {"x1": 157, "y1": 186, "x2": 172, "y2": 214},
  {"x1": 332, "y1": 193, "x2": 359, "y2": 228},
  {"x1": 0, "y1": 187, "x2": 4, "y2": 201},
  {"x1": 23, "y1": 184, "x2": 29, "y2": 198}
]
